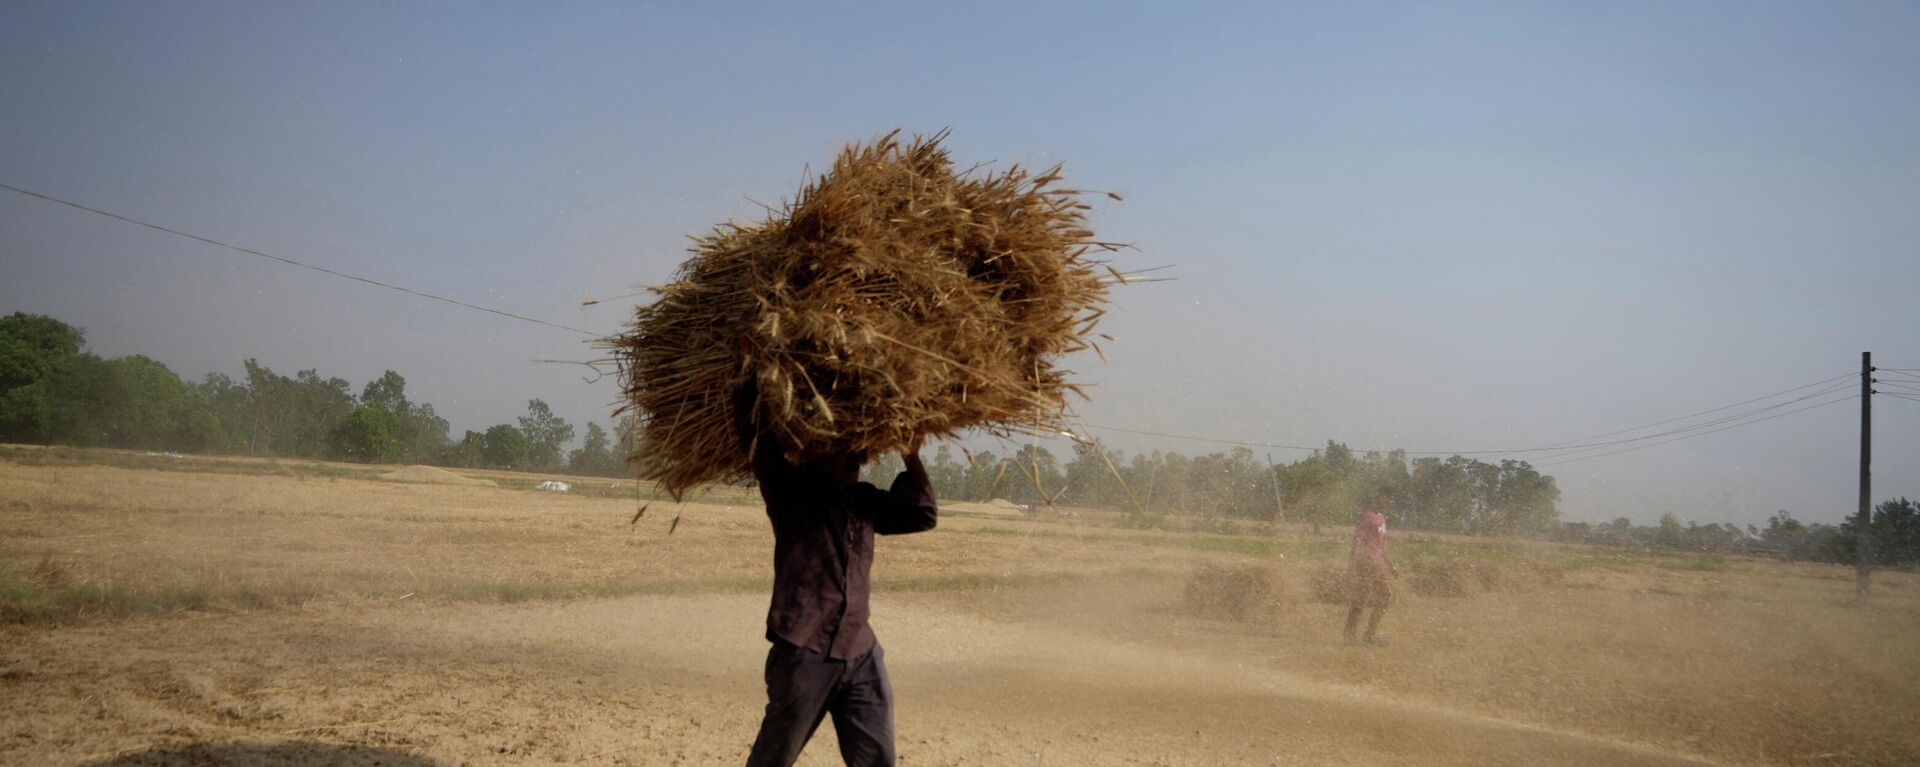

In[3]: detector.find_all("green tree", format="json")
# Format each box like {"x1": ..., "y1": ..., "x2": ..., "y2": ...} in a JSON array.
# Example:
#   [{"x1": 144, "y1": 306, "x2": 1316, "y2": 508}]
[
  {"x1": 962, "y1": 450, "x2": 1004, "y2": 501},
  {"x1": 404, "y1": 402, "x2": 451, "y2": 462},
  {"x1": 925, "y1": 444, "x2": 966, "y2": 500},
  {"x1": 1869, "y1": 498, "x2": 1920, "y2": 566},
  {"x1": 0, "y1": 312, "x2": 85, "y2": 443},
  {"x1": 1485, "y1": 460, "x2": 1559, "y2": 535},
  {"x1": 1002, "y1": 444, "x2": 1065, "y2": 507},
  {"x1": 193, "y1": 372, "x2": 252, "y2": 453},
  {"x1": 1064, "y1": 441, "x2": 1121, "y2": 509},
  {"x1": 517, "y1": 399, "x2": 574, "y2": 470},
  {"x1": 360, "y1": 371, "x2": 408, "y2": 414},
  {"x1": 358, "y1": 370, "x2": 450, "y2": 462},
  {"x1": 482, "y1": 424, "x2": 531, "y2": 469},
  {"x1": 447, "y1": 430, "x2": 486, "y2": 468},
  {"x1": 1278, "y1": 444, "x2": 1359, "y2": 533},
  {"x1": 1655, "y1": 512, "x2": 1686, "y2": 549},
  {"x1": 567, "y1": 422, "x2": 621, "y2": 476},
  {"x1": 331, "y1": 403, "x2": 403, "y2": 463},
  {"x1": 240, "y1": 361, "x2": 353, "y2": 458},
  {"x1": 53, "y1": 354, "x2": 223, "y2": 451}
]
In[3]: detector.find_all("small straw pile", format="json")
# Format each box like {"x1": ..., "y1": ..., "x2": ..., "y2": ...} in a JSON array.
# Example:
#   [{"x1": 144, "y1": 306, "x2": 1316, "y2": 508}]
[{"x1": 611, "y1": 130, "x2": 1122, "y2": 496}]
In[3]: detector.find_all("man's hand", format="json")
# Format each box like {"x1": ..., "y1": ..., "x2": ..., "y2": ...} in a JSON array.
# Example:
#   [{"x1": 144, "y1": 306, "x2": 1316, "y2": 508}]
[{"x1": 900, "y1": 435, "x2": 925, "y2": 468}]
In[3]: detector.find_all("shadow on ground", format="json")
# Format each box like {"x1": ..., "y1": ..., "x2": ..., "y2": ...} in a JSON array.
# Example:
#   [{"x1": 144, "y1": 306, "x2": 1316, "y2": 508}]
[{"x1": 88, "y1": 740, "x2": 441, "y2": 766}]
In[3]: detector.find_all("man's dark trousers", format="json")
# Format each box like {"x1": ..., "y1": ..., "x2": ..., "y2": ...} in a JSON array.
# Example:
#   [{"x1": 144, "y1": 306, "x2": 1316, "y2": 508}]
[{"x1": 745, "y1": 639, "x2": 894, "y2": 767}]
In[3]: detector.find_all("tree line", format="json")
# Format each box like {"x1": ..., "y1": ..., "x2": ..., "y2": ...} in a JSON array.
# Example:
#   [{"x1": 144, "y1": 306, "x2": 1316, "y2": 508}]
[
  {"x1": 862, "y1": 438, "x2": 1563, "y2": 536},
  {"x1": 1553, "y1": 502, "x2": 1920, "y2": 566},
  {"x1": 38, "y1": 309, "x2": 1912, "y2": 555},
  {"x1": 7, "y1": 311, "x2": 1565, "y2": 533},
  {"x1": 0, "y1": 312, "x2": 631, "y2": 475}
]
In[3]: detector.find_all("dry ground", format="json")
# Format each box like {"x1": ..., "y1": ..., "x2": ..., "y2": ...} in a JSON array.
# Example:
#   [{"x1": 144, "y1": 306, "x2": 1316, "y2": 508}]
[{"x1": 2, "y1": 449, "x2": 1917, "y2": 766}]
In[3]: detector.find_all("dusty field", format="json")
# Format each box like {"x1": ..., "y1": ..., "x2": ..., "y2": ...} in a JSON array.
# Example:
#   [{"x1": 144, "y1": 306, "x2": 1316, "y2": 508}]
[{"x1": 2, "y1": 450, "x2": 1918, "y2": 766}]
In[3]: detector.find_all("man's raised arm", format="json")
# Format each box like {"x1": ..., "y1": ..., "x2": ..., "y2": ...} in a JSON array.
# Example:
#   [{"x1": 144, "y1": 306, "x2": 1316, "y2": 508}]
[{"x1": 873, "y1": 449, "x2": 937, "y2": 535}]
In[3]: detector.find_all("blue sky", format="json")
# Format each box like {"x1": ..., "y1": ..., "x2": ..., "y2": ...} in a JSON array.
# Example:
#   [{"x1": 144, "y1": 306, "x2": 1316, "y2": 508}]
[{"x1": 3, "y1": 1, "x2": 1917, "y2": 525}]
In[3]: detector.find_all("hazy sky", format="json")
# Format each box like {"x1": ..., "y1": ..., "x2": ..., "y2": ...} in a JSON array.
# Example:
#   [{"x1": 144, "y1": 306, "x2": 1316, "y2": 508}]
[{"x1": 4, "y1": 2, "x2": 1916, "y2": 526}]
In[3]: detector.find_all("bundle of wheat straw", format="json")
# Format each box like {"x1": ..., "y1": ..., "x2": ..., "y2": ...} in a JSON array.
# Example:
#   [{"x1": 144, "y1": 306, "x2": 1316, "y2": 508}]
[{"x1": 611, "y1": 130, "x2": 1122, "y2": 497}]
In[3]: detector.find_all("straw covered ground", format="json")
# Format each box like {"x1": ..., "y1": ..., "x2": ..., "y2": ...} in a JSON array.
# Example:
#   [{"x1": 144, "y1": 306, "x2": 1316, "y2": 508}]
[
  {"x1": 3, "y1": 450, "x2": 1919, "y2": 766},
  {"x1": 612, "y1": 131, "x2": 1121, "y2": 495}
]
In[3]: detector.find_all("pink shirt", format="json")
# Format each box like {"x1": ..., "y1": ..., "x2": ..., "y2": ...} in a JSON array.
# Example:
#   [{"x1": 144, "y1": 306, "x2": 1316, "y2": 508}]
[{"x1": 1350, "y1": 509, "x2": 1389, "y2": 570}]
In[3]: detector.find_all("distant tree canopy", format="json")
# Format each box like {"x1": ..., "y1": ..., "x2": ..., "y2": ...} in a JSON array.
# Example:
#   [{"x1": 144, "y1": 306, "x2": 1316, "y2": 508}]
[
  {"x1": 902, "y1": 439, "x2": 1561, "y2": 537},
  {"x1": 0, "y1": 312, "x2": 85, "y2": 443},
  {"x1": 567, "y1": 422, "x2": 621, "y2": 477},
  {"x1": 1753, "y1": 501, "x2": 1920, "y2": 566},
  {"x1": 1547, "y1": 500, "x2": 1920, "y2": 567},
  {"x1": 359, "y1": 370, "x2": 450, "y2": 462},
  {"x1": 0, "y1": 312, "x2": 600, "y2": 470},
  {"x1": 331, "y1": 403, "x2": 403, "y2": 463},
  {"x1": 517, "y1": 399, "x2": 574, "y2": 471},
  {"x1": 2, "y1": 313, "x2": 222, "y2": 451},
  {"x1": 481, "y1": 424, "x2": 530, "y2": 470}
]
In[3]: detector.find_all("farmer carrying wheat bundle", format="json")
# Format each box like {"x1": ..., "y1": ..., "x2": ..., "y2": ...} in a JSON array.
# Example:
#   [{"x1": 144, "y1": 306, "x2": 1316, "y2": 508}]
[
  {"x1": 736, "y1": 383, "x2": 936, "y2": 766},
  {"x1": 609, "y1": 132, "x2": 1125, "y2": 766}
]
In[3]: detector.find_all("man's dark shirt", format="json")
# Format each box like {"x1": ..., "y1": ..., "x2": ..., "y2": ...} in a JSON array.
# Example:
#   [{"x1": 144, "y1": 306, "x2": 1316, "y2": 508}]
[{"x1": 754, "y1": 446, "x2": 937, "y2": 661}]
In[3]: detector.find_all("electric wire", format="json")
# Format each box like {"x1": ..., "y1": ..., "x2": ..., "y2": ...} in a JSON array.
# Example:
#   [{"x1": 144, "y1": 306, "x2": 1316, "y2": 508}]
[
  {"x1": 1500, "y1": 381, "x2": 1858, "y2": 463},
  {"x1": 1526, "y1": 372, "x2": 1855, "y2": 449},
  {"x1": 1536, "y1": 393, "x2": 1860, "y2": 467},
  {"x1": 0, "y1": 181, "x2": 604, "y2": 338},
  {"x1": 1084, "y1": 374, "x2": 1857, "y2": 460},
  {"x1": 1077, "y1": 425, "x2": 1321, "y2": 452}
]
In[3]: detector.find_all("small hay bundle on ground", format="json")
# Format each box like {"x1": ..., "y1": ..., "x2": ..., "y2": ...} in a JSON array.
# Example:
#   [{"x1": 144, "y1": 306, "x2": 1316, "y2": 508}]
[
  {"x1": 1185, "y1": 564, "x2": 1292, "y2": 623},
  {"x1": 613, "y1": 131, "x2": 1120, "y2": 496},
  {"x1": 1308, "y1": 567, "x2": 1352, "y2": 605}
]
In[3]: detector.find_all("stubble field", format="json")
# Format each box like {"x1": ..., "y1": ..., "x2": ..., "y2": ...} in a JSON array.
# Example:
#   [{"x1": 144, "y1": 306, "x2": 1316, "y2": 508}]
[{"x1": 2, "y1": 445, "x2": 1917, "y2": 766}]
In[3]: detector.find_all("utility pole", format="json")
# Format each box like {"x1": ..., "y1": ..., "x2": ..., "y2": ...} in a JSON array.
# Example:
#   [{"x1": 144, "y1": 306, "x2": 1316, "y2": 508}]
[
  {"x1": 1857, "y1": 351, "x2": 1873, "y2": 599},
  {"x1": 1266, "y1": 454, "x2": 1286, "y2": 526}
]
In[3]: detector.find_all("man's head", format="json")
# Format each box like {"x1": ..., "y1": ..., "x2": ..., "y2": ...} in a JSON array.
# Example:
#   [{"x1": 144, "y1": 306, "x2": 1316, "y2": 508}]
[{"x1": 799, "y1": 439, "x2": 866, "y2": 487}]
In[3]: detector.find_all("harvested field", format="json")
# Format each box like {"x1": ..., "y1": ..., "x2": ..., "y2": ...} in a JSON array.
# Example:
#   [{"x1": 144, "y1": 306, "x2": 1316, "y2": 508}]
[
  {"x1": 3, "y1": 451, "x2": 1919, "y2": 766},
  {"x1": 379, "y1": 465, "x2": 497, "y2": 486}
]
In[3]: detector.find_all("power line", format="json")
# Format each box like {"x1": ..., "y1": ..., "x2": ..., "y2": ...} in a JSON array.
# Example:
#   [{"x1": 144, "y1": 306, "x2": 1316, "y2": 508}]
[
  {"x1": 1881, "y1": 392, "x2": 1920, "y2": 405},
  {"x1": 1528, "y1": 372, "x2": 1854, "y2": 449},
  {"x1": 1085, "y1": 374, "x2": 1855, "y2": 460},
  {"x1": 0, "y1": 181, "x2": 604, "y2": 338},
  {"x1": 1079, "y1": 424, "x2": 1321, "y2": 452},
  {"x1": 1504, "y1": 381, "x2": 1857, "y2": 463},
  {"x1": 1536, "y1": 393, "x2": 1859, "y2": 467}
]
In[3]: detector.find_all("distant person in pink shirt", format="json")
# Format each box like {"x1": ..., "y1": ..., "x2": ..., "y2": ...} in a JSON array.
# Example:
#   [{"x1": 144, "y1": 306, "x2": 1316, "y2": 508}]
[{"x1": 1345, "y1": 493, "x2": 1399, "y2": 646}]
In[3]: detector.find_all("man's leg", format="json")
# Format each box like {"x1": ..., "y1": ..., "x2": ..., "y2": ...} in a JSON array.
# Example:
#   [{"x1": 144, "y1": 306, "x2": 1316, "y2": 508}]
[
  {"x1": 1344, "y1": 603, "x2": 1363, "y2": 641},
  {"x1": 829, "y1": 642, "x2": 896, "y2": 767},
  {"x1": 1362, "y1": 572, "x2": 1391, "y2": 643},
  {"x1": 747, "y1": 641, "x2": 844, "y2": 767}
]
